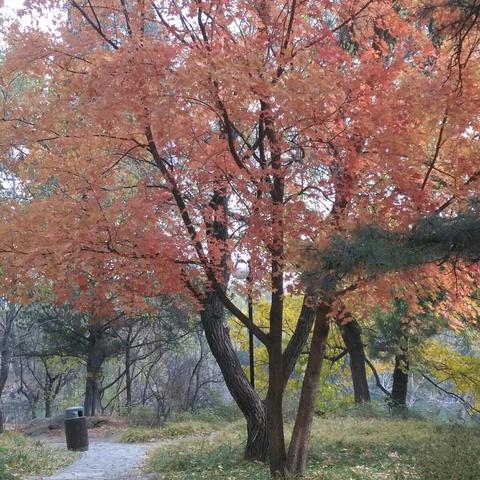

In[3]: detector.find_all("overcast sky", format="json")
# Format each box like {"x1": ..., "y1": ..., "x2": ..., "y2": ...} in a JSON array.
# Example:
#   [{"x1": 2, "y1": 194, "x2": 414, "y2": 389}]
[
  {"x1": 1, "y1": 0, "x2": 59, "y2": 34},
  {"x1": 3, "y1": 0, "x2": 24, "y2": 18}
]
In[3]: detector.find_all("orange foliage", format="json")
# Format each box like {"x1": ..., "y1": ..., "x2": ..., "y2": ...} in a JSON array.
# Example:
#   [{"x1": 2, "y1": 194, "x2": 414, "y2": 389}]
[{"x1": 0, "y1": 0, "x2": 479, "y2": 320}]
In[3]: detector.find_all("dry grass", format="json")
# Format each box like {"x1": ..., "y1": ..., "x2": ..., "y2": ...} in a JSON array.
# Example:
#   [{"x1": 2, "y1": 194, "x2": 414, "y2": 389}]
[
  {"x1": 0, "y1": 431, "x2": 78, "y2": 479},
  {"x1": 145, "y1": 410, "x2": 480, "y2": 479}
]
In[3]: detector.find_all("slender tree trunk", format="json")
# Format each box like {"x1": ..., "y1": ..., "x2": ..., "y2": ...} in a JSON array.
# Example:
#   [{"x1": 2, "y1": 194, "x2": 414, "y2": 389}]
[
  {"x1": 287, "y1": 304, "x2": 330, "y2": 476},
  {"x1": 339, "y1": 319, "x2": 370, "y2": 403},
  {"x1": 266, "y1": 332, "x2": 287, "y2": 477},
  {"x1": 0, "y1": 340, "x2": 10, "y2": 432},
  {"x1": 281, "y1": 297, "x2": 317, "y2": 392},
  {"x1": 84, "y1": 327, "x2": 104, "y2": 417},
  {"x1": 125, "y1": 328, "x2": 132, "y2": 410},
  {"x1": 44, "y1": 379, "x2": 53, "y2": 418},
  {"x1": 31, "y1": 399, "x2": 38, "y2": 420},
  {"x1": 265, "y1": 119, "x2": 288, "y2": 477},
  {"x1": 391, "y1": 347, "x2": 409, "y2": 409},
  {"x1": 0, "y1": 305, "x2": 16, "y2": 432},
  {"x1": 200, "y1": 292, "x2": 268, "y2": 461}
]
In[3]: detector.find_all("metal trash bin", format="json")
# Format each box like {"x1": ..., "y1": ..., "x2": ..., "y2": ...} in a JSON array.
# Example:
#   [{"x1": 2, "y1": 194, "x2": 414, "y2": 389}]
[{"x1": 64, "y1": 406, "x2": 89, "y2": 451}]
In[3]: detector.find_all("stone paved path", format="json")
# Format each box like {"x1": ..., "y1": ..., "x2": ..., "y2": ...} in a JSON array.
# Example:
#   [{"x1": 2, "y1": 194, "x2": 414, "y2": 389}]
[{"x1": 36, "y1": 442, "x2": 151, "y2": 480}]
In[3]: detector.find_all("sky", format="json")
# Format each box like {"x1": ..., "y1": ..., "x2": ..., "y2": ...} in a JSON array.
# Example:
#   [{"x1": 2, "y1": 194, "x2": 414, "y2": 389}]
[
  {"x1": 2, "y1": 0, "x2": 24, "y2": 20},
  {"x1": 1, "y1": 0, "x2": 59, "y2": 35}
]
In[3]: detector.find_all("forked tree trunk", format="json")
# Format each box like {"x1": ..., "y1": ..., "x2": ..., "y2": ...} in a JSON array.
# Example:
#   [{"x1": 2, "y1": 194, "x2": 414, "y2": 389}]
[
  {"x1": 286, "y1": 304, "x2": 330, "y2": 476},
  {"x1": 339, "y1": 319, "x2": 370, "y2": 403},
  {"x1": 200, "y1": 292, "x2": 268, "y2": 461},
  {"x1": 202, "y1": 189, "x2": 269, "y2": 461}
]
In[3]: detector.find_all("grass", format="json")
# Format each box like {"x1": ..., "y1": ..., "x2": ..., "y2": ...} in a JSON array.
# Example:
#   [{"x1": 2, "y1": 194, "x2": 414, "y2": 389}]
[
  {"x1": 0, "y1": 431, "x2": 78, "y2": 479},
  {"x1": 144, "y1": 412, "x2": 480, "y2": 479},
  {"x1": 120, "y1": 419, "x2": 219, "y2": 443}
]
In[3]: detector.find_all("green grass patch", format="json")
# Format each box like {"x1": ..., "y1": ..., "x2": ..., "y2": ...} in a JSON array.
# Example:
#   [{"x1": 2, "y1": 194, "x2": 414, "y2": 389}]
[
  {"x1": 120, "y1": 420, "x2": 218, "y2": 443},
  {"x1": 145, "y1": 427, "x2": 268, "y2": 480},
  {"x1": 0, "y1": 431, "x2": 78, "y2": 479},
  {"x1": 145, "y1": 414, "x2": 480, "y2": 479}
]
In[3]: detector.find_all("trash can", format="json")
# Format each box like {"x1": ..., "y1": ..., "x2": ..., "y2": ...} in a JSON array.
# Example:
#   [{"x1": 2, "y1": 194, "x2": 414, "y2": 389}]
[{"x1": 64, "y1": 406, "x2": 89, "y2": 451}]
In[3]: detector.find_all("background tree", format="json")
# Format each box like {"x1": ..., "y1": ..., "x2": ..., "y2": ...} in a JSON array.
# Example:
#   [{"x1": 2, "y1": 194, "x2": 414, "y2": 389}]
[{"x1": 0, "y1": 300, "x2": 22, "y2": 431}]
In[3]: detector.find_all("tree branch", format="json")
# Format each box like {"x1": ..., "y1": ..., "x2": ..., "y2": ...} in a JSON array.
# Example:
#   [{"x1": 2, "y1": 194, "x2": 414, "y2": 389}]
[
  {"x1": 70, "y1": 0, "x2": 119, "y2": 50},
  {"x1": 421, "y1": 111, "x2": 449, "y2": 190},
  {"x1": 420, "y1": 372, "x2": 480, "y2": 415},
  {"x1": 365, "y1": 357, "x2": 391, "y2": 397}
]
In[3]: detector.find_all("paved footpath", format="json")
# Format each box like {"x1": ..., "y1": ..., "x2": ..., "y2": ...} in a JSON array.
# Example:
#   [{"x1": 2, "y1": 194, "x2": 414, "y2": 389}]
[{"x1": 36, "y1": 442, "x2": 151, "y2": 480}]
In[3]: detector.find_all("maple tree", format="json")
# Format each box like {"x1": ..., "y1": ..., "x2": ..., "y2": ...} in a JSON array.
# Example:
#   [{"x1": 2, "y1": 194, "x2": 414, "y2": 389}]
[{"x1": 1, "y1": 0, "x2": 480, "y2": 477}]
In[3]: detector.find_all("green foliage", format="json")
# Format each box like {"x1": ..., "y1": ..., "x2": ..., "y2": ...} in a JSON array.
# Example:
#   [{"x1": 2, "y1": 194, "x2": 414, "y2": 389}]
[
  {"x1": 306, "y1": 210, "x2": 480, "y2": 284},
  {"x1": 120, "y1": 420, "x2": 218, "y2": 443},
  {"x1": 0, "y1": 462, "x2": 16, "y2": 480},
  {"x1": 0, "y1": 432, "x2": 77, "y2": 477},
  {"x1": 315, "y1": 354, "x2": 354, "y2": 414},
  {"x1": 229, "y1": 294, "x2": 305, "y2": 397},
  {"x1": 420, "y1": 338, "x2": 480, "y2": 411},
  {"x1": 120, "y1": 404, "x2": 157, "y2": 423},
  {"x1": 368, "y1": 298, "x2": 442, "y2": 359}
]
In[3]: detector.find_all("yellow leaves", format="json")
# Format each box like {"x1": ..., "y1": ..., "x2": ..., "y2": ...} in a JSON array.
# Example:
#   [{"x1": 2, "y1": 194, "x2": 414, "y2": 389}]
[{"x1": 421, "y1": 338, "x2": 480, "y2": 405}]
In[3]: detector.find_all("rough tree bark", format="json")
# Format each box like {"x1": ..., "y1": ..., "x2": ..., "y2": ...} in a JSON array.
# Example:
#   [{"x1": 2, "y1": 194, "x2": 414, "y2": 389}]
[
  {"x1": 286, "y1": 304, "x2": 331, "y2": 476},
  {"x1": 339, "y1": 318, "x2": 371, "y2": 403},
  {"x1": 202, "y1": 186, "x2": 269, "y2": 461},
  {"x1": 265, "y1": 283, "x2": 287, "y2": 476},
  {"x1": 84, "y1": 325, "x2": 105, "y2": 416},
  {"x1": 201, "y1": 292, "x2": 268, "y2": 461}
]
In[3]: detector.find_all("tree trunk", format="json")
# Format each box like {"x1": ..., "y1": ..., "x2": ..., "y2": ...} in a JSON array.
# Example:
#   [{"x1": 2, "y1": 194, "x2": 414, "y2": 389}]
[
  {"x1": 339, "y1": 319, "x2": 370, "y2": 403},
  {"x1": 200, "y1": 292, "x2": 268, "y2": 462},
  {"x1": 31, "y1": 400, "x2": 38, "y2": 420},
  {"x1": 84, "y1": 326, "x2": 105, "y2": 416},
  {"x1": 281, "y1": 297, "x2": 316, "y2": 392},
  {"x1": 0, "y1": 338, "x2": 10, "y2": 426},
  {"x1": 287, "y1": 304, "x2": 330, "y2": 476},
  {"x1": 125, "y1": 327, "x2": 132, "y2": 410},
  {"x1": 391, "y1": 348, "x2": 409, "y2": 409},
  {"x1": 0, "y1": 305, "x2": 16, "y2": 432},
  {"x1": 44, "y1": 379, "x2": 53, "y2": 418},
  {"x1": 266, "y1": 332, "x2": 287, "y2": 477}
]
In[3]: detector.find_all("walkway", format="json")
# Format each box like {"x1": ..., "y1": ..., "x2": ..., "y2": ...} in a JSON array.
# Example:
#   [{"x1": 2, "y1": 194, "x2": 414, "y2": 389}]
[{"x1": 36, "y1": 441, "x2": 150, "y2": 480}]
